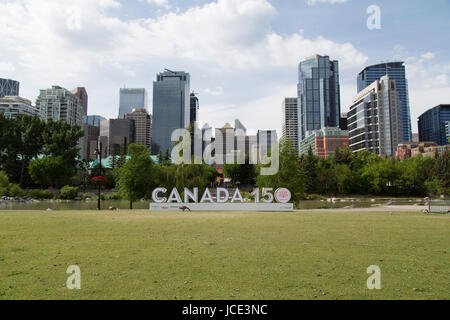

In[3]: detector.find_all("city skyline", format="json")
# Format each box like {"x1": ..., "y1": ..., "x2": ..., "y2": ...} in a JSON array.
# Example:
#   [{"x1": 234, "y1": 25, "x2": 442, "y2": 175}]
[{"x1": 0, "y1": 0, "x2": 449, "y2": 136}]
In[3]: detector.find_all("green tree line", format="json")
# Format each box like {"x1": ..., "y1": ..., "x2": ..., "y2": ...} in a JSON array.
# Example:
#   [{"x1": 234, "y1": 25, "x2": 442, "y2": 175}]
[{"x1": 0, "y1": 114, "x2": 84, "y2": 188}]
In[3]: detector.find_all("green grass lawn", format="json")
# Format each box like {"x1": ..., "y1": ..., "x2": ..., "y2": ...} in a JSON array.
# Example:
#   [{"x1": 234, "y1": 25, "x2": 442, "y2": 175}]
[{"x1": 0, "y1": 210, "x2": 448, "y2": 300}]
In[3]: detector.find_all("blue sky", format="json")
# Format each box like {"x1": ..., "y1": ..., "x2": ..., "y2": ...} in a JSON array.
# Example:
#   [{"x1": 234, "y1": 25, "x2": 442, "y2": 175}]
[{"x1": 0, "y1": 0, "x2": 449, "y2": 135}]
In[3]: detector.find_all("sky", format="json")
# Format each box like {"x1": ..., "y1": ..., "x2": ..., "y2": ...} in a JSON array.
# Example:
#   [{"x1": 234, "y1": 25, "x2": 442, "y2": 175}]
[{"x1": 0, "y1": 0, "x2": 449, "y2": 136}]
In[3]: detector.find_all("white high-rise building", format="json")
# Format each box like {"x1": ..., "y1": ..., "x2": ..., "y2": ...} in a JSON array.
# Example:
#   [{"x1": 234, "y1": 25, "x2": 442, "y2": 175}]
[
  {"x1": 36, "y1": 86, "x2": 83, "y2": 126},
  {"x1": 348, "y1": 75, "x2": 404, "y2": 157},
  {"x1": 282, "y1": 97, "x2": 299, "y2": 152}
]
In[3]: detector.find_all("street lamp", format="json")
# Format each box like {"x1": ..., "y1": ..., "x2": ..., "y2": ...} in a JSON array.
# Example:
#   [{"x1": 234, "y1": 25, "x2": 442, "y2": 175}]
[{"x1": 94, "y1": 140, "x2": 103, "y2": 211}]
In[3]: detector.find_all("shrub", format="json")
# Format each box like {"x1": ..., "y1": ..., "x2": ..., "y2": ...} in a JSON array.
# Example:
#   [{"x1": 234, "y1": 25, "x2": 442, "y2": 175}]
[
  {"x1": 105, "y1": 192, "x2": 122, "y2": 200},
  {"x1": 58, "y1": 186, "x2": 79, "y2": 200},
  {"x1": 80, "y1": 193, "x2": 92, "y2": 201},
  {"x1": 9, "y1": 184, "x2": 24, "y2": 197},
  {"x1": 26, "y1": 189, "x2": 53, "y2": 200},
  {"x1": 307, "y1": 194, "x2": 326, "y2": 201},
  {"x1": 0, "y1": 171, "x2": 9, "y2": 189},
  {"x1": 0, "y1": 187, "x2": 8, "y2": 197}
]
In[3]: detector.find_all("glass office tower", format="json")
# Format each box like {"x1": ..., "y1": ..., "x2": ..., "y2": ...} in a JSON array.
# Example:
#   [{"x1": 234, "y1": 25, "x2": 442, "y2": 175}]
[
  {"x1": 418, "y1": 104, "x2": 450, "y2": 146},
  {"x1": 190, "y1": 93, "x2": 199, "y2": 126},
  {"x1": 297, "y1": 55, "x2": 341, "y2": 152},
  {"x1": 152, "y1": 70, "x2": 190, "y2": 155},
  {"x1": 0, "y1": 78, "x2": 19, "y2": 98},
  {"x1": 357, "y1": 62, "x2": 412, "y2": 143},
  {"x1": 118, "y1": 88, "x2": 148, "y2": 119}
]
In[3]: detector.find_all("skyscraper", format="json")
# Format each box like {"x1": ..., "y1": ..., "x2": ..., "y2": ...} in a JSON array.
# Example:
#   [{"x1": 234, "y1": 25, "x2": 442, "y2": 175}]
[
  {"x1": 125, "y1": 108, "x2": 152, "y2": 151},
  {"x1": 348, "y1": 76, "x2": 403, "y2": 157},
  {"x1": 118, "y1": 88, "x2": 148, "y2": 119},
  {"x1": 0, "y1": 78, "x2": 19, "y2": 98},
  {"x1": 358, "y1": 62, "x2": 412, "y2": 142},
  {"x1": 83, "y1": 115, "x2": 106, "y2": 127},
  {"x1": 190, "y1": 93, "x2": 199, "y2": 126},
  {"x1": 79, "y1": 124, "x2": 100, "y2": 160},
  {"x1": 418, "y1": 104, "x2": 450, "y2": 146},
  {"x1": 282, "y1": 97, "x2": 299, "y2": 152},
  {"x1": 71, "y1": 87, "x2": 88, "y2": 116},
  {"x1": 152, "y1": 70, "x2": 190, "y2": 154},
  {"x1": 36, "y1": 86, "x2": 83, "y2": 126},
  {"x1": 297, "y1": 55, "x2": 341, "y2": 151},
  {"x1": 100, "y1": 119, "x2": 135, "y2": 156}
]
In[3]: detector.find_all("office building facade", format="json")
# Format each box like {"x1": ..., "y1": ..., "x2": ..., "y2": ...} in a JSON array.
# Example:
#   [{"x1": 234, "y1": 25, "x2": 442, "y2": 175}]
[
  {"x1": 282, "y1": 97, "x2": 299, "y2": 152},
  {"x1": 36, "y1": 86, "x2": 83, "y2": 126},
  {"x1": 257, "y1": 130, "x2": 276, "y2": 161},
  {"x1": 0, "y1": 96, "x2": 39, "y2": 118},
  {"x1": 79, "y1": 124, "x2": 100, "y2": 160},
  {"x1": 298, "y1": 55, "x2": 341, "y2": 149},
  {"x1": 83, "y1": 115, "x2": 106, "y2": 127},
  {"x1": 0, "y1": 78, "x2": 19, "y2": 98},
  {"x1": 190, "y1": 93, "x2": 199, "y2": 126},
  {"x1": 358, "y1": 62, "x2": 412, "y2": 142},
  {"x1": 118, "y1": 88, "x2": 148, "y2": 119},
  {"x1": 100, "y1": 119, "x2": 135, "y2": 156},
  {"x1": 348, "y1": 76, "x2": 403, "y2": 157},
  {"x1": 125, "y1": 108, "x2": 152, "y2": 151},
  {"x1": 418, "y1": 104, "x2": 450, "y2": 146},
  {"x1": 71, "y1": 87, "x2": 88, "y2": 116},
  {"x1": 152, "y1": 70, "x2": 190, "y2": 154},
  {"x1": 299, "y1": 127, "x2": 349, "y2": 159}
]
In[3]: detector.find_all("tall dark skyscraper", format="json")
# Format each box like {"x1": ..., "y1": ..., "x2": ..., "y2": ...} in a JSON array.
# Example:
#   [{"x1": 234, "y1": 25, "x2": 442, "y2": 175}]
[
  {"x1": 0, "y1": 78, "x2": 19, "y2": 98},
  {"x1": 358, "y1": 62, "x2": 412, "y2": 143},
  {"x1": 152, "y1": 70, "x2": 190, "y2": 154},
  {"x1": 418, "y1": 104, "x2": 450, "y2": 146},
  {"x1": 190, "y1": 92, "x2": 199, "y2": 125},
  {"x1": 297, "y1": 55, "x2": 341, "y2": 149}
]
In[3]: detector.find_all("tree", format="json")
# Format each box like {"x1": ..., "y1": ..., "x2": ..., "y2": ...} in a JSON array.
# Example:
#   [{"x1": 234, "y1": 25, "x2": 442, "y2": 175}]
[
  {"x1": 163, "y1": 149, "x2": 171, "y2": 166},
  {"x1": 15, "y1": 116, "x2": 45, "y2": 186},
  {"x1": 223, "y1": 154, "x2": 257, "y2": 186},
  {"x1": 114, "y1": 144, "x2": 157, "y2": 209},
  {"x1": 42, "y1": 120, "x2": 84, "y2": 168},
  {"x1": 299, "y1": 146, "x2": 319, "y2": 194},
  {"x1": 28, "y1": 156, "x2": 74, "y2": 188},
  {"x1": 256, "y1": 140, "x2": 306, "y2": 202},
  {"x1": 433, "y1": 150, "x2": 450, "y2": 194}
]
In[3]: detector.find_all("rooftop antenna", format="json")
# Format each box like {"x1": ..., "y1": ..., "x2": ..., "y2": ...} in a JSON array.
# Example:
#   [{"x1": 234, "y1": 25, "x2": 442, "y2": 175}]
[{"x1": 164, "y1": 68, "x2": 177, "y2": 74}]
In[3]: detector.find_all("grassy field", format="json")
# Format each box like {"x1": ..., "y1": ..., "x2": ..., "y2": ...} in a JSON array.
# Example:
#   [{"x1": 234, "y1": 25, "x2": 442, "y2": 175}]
[{"x1": 0, "y1": 209, "x2": 448, "y2": 300}]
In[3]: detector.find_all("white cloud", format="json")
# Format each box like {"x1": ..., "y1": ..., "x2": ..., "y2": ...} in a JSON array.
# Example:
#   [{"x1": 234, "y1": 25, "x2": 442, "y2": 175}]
[
  {"x1": 204, "y1": 86, "x2": 224, "y2": 96},
  {"x1": 402, "y1": 53, "x2": 450, "y2": 132},
  {"x1": 305, "y1": 0, "x2": 349, "y2": 6},
  {"x1": 0, "y1": 61, "x2": 15, "y2": 77},
  {"x1": 0, "y1": 0, "x2": 368, "y2": 125},
  {"x1": 147, "y1": 0, "x2": 171, "y2": 9},
  {"x1": 421, "y1": 52, "x2": 435, "y2": 60}
]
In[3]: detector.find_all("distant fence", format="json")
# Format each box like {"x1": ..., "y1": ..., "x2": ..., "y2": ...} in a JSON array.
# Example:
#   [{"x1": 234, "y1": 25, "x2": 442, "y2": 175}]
[{"x1": 429, "y1": 200, "x2": 450, "y2": 214}]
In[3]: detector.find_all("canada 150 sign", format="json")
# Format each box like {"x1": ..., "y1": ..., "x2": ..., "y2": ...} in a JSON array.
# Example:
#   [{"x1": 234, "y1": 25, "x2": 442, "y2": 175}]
[{"x1": 150, "y1": 187, "x2": 293, "y2": 212}]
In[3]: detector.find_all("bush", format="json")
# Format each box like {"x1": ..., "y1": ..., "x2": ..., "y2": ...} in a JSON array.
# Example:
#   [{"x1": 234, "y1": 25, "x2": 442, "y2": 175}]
[
  {"x1": 26, "y1": 189, "x2": 53, "y2": 200},
  {"x1": 9, "y1": 184, "x2": 24, "y2": 197},
  {"x1": 0, "y1": 171, "x2": 9, "y2": 189},
  {"x1": 105, "y1": 192, "x2": 122, "y2": 200},
  {"x1": 58, "y1": 186, "x2": 79, "y2": 200},
  {"x1": 80, "y1": 193, "x2": 92, "y2": 201},
  {"x1": 307, "y1": 194, "x2": 326, "y2": 201},
  {"x1": 0, "y1": 187, "x2": 8, "y2": 197}
]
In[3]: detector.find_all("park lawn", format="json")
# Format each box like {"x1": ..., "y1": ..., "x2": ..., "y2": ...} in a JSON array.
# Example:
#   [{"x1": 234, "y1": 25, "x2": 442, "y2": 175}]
[{"x1": 0, "y1": 209, "x2": 448, "y2": 300}]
